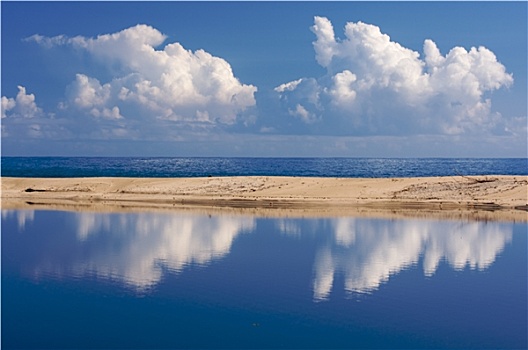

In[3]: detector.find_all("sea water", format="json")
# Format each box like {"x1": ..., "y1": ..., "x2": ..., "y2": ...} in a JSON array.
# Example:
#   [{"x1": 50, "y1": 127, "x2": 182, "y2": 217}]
[
  {"x1": 2, "y1": 157, "x2": 527, "y2": 178},
  {"x1": 2, "y1": 210, "x2": 527, "y2": 349}
]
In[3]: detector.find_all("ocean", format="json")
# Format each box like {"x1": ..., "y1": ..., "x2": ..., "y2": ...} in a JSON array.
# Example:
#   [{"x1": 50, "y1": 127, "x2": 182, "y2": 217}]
[{"x1": 1, "y1": 157, "x2": 526, "y2": 178}]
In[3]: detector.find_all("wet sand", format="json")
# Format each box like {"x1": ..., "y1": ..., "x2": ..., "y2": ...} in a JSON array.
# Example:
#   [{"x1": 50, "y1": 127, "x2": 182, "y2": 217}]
[{"x1": 2, "y1": 176, "x2": 527, "y2": 221}]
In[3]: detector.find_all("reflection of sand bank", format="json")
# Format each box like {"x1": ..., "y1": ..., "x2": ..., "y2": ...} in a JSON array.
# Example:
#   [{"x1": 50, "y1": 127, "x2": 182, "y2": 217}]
[
  {"x1": 5, "y1": 210, "x2": 254, "y2": 289},
  {"x1": 278, "y1": 218, "x2": 513, "y2": 300}
]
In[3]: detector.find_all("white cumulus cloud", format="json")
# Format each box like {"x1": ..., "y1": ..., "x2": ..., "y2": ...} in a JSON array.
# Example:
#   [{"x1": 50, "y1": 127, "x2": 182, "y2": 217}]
[
  {"x1": 289, "y1": 103, "x2": 319, "y2": 124},
  {"x1": 0, "y1": 86, "x2": 59, "y2": 138},
  {"x1": 29, "y1": 24, "x2": 257, "y2": 127},
  {"x1": 66, "y1": 74, "x2": 123, "y2": 119},
  {"x1": 1, "y1": 86, "x2": 43, "y2": 119},
  {"x1": 275, "y1": 16, "x2": 514, "y2": 136}
]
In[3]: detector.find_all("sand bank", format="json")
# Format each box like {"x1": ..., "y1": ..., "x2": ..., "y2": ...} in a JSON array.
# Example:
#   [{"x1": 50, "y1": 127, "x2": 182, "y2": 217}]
[{"x1": 2, "y1": 176, "x2": 527, "y2": 221}]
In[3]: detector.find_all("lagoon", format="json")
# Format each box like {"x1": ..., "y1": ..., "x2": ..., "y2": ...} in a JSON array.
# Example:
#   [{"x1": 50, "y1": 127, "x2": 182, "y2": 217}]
[{"x1": 2, "y1": 209, "x2": 527, "y2": 349}]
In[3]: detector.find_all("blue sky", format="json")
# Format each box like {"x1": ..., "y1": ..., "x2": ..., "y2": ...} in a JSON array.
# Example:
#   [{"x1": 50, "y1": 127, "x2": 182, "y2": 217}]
[{"x1": 1, "y1": 1, "x2": 526, "y2": 157}]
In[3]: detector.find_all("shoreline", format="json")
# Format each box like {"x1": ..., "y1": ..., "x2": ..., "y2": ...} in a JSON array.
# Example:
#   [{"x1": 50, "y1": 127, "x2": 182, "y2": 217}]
[{"x1": 2, "y1": 175, "x2": 527, "y2": 221}]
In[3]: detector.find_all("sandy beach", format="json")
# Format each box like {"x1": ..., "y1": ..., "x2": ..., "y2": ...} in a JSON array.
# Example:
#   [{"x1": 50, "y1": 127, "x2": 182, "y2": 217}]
[{"x1": 2, "y1": 175, "x2": 527, "y2": 221}]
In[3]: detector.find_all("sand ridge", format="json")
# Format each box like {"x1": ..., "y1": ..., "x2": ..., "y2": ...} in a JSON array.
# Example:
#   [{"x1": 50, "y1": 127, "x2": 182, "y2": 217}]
[{"x1": 2, "y1": 176, "x2": 527, "y2": 221}]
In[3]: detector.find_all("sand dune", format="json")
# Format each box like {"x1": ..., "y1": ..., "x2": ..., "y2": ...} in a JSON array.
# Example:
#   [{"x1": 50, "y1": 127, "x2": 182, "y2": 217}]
[{"x1": 2, "y1": 176, "x2": 527, "y2": 221}]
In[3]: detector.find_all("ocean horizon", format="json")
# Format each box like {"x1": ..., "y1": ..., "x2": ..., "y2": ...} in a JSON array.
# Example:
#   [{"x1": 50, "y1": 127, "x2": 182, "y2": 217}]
[{"x1": 2, "y1": 156, "x2": 526, "y2": 178}]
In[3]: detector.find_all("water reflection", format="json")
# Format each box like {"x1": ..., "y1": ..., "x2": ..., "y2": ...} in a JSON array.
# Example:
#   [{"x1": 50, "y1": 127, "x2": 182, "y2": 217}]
[
  {"x1": 2, "y1": 209, "x2": 34, "y2": 230},
  {"x1": 3, "y1": 210, "x2": 513, "y2": 299},
  {"x1": 3, "y1": 210, "x2": 254, "y2": 289},
  {"x1": 2, "y1": 210, "x2": 525, "y2": 349},
  {"x1": 276, "y1": 218, "x2": 513, "y2": 300}
]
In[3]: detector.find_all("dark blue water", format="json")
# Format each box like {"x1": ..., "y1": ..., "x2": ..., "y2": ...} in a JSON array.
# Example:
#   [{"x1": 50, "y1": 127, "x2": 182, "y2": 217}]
[
  {"x1": 2, "y1": 210, "x2": 527, "y2": 349},
  {"x1": 1, "y1": 157, "x2": 527, "y2": 178}
]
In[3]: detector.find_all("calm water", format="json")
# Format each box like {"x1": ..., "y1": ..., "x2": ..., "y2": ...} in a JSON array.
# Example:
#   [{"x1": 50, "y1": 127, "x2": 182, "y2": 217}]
[
  {"x1": 2, "y1": 210, "x2": 527, "y2": 349},
  {"x1": 2, "y1": 157, "x2": 527, "y2": 178}
]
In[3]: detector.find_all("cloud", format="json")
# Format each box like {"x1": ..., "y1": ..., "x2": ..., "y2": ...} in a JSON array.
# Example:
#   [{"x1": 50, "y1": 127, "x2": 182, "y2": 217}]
[
  {"x1": 24, "y1": 33, "x2": 70, "y2": 48},
  {"x1": 289, "y1": 104, "x2": 319, "y2": 124},
  {"x1": 4, "y1": 18, "x2": 523, "y2": 156},
  {"x1": 1, "y1": 97, "x2": 15, "y2": 119},
  {"x1": 2, "y1": 84, "x2": 126, "y2": 140},
  {"x1": 66, "y1": 74, "x2": 123, "y2": 119},
  {"x1": 272, "y1": 77, "x2": 323, "y2": 129},
  {"x1": 275, "y1": 16, "x2": 514, "y2": 136},
  {"x1": 0, "y1": 86, "x2": 64, "y2": 139},
  {"x1": 28, "y1": 25, "x2": 256, "y2": 128},
  {"x1": 1, "y1": 86, "x2": 43, "y2": 119},
  {"x1": 311, "y1": 16, "x2": 337, "y2": 67}
]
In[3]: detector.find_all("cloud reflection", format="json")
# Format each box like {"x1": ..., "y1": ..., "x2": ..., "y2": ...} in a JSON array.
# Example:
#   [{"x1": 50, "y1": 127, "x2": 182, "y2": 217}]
[
  {"x1": 5, "y1": 211, "x2": 254, "y2": 289},
  {"x1": 78, "y1": 213, "x2": 255, "y2": 288},
  {"x1": 2, "y1": 209, "x2": 35, "y2": 230},
  {"x1": 277, "y1": 218, "x2": 513, "y2": 301},
  {"x1": 3, "y1": 210, "x2": 513, "y2": 300}
]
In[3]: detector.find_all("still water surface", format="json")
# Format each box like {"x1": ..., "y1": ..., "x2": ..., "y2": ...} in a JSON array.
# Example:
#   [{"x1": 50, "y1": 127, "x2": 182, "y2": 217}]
[{"x1": 2, "y1": 210, "x2": 527, "y2": 349}]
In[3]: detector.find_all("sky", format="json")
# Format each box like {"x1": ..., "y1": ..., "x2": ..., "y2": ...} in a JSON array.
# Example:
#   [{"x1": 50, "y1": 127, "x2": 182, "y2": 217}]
[{"x1": 1, "y1": 1, "x2": 527, "y2": 157}]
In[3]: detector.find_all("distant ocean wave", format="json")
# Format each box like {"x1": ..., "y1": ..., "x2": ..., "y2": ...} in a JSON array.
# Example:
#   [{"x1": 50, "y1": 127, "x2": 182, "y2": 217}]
[{"x1": 1, "y1": 157, "x2": 527, "y2": 178}]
